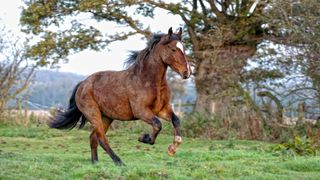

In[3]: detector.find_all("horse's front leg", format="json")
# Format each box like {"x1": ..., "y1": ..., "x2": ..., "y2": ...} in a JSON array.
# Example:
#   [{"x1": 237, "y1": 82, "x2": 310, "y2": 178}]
[
  {"x1": 167, "y1": 113, "x2": 182, "y2": 156},
  {"x1": 158, "y1": 107, "x2": 182, "y2": 156},
  {"x1": 138, "y1": 111, "x2": 162, "y2": 145}
]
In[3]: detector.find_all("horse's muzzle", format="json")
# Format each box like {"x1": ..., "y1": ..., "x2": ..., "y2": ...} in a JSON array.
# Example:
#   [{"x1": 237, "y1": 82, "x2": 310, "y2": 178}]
[{"x1": 182, "y1": 71, "x2": 190, "y2": 79}]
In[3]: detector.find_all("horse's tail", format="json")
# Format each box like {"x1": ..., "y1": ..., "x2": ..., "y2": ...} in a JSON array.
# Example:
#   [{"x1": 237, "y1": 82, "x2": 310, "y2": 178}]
[{"x1": 49, "y1": 82, "x2": 87, "y2": 129}]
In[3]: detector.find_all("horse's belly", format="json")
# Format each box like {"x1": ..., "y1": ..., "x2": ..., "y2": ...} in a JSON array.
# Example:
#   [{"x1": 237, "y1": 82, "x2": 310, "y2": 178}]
[
  {"x1": 103, "y1": 106, "x2": 135, "y2": 120},
  {"x1": 97, "y1": 96, "x2": 135, "y2": 120}
]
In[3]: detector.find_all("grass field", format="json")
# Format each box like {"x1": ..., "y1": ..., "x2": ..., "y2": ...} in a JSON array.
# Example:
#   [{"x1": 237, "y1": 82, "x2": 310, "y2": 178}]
[{"x1": 1, "y1": 123, "x2": 320, "y2": 179}]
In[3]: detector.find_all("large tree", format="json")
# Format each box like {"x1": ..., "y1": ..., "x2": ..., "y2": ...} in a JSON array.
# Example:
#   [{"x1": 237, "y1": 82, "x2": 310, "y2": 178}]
[{"x1": 20, "y1": 0, "x2": 319, "y2": 137}]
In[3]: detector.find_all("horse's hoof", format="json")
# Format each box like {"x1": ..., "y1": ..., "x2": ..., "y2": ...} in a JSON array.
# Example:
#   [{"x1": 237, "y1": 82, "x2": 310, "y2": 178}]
[
  {"x1": 167, "y1": 144, "x2": 176, "y2": 157},
  {"x1": 138, "y1": 133, "x2": 152, "y2": 144}
]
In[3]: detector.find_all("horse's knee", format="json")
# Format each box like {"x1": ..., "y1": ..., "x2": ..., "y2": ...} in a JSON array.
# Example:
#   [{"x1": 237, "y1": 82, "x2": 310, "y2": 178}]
[{"x1": 152, "y1": 117, "x2": 162, "y2": 131}]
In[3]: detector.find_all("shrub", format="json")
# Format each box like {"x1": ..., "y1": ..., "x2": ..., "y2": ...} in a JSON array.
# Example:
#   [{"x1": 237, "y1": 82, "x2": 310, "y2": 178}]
[
  {"x1": 181, "y1": 112, "x2": 215, "y2": 138},
  {"x1": 273, "y1": 135, "x2": 320, "y2": 157},
  {"x1": 180, "y1": 112, "x2": 236, "y2": 139}
]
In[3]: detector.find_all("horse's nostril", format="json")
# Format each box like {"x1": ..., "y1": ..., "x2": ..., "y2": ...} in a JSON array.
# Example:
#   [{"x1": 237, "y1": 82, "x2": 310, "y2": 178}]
[{"x1": 182, "y1": 71, "x2": 189, "y2": 79}]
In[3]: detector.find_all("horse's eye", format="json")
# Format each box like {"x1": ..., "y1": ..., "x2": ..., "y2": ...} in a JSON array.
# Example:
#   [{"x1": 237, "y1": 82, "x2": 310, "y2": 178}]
[{"x1": 171, "y1": 48, "x2": 176, "y2": 52}]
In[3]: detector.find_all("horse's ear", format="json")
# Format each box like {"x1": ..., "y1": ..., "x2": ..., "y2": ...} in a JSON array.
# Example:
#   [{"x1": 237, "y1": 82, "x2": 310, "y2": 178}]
[
  {"x1": 168, "y1": 27, "x2": 173, "y2": 36},
  {"x1": 177, "y1": 27, "x2": 182, "y2": 40}
]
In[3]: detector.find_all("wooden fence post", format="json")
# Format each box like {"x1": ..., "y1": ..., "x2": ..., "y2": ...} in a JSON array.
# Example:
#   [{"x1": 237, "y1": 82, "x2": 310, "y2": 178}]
[
  {"x1": 297, "y1": 102, "x2": 305, "y2": 125},
  {"x1": 177, "y1": 99, "x2": 182, "y2": 116}
]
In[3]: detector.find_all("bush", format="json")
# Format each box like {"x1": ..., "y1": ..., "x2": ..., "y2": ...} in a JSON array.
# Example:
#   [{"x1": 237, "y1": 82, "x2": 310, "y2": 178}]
[
  {"x1": 181, "y1": 112, "x2": 236, "y2": 139},
  {"x1": 273, "y1": 135, "x2": 320, "y2": 157}
]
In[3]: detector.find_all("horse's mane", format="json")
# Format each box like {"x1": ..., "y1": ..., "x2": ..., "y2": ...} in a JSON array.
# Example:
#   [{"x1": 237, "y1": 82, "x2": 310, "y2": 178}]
[
  {"x1": 124, "y1": 33, "x2": 181, "y2": 69},
  {"x1": 124, "y1": 34, "x2": 164, "y2": 69}
]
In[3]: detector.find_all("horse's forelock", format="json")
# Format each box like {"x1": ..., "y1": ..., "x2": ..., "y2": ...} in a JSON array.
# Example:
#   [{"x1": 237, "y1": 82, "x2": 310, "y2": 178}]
[
  {"x1": 147, "y1": 34, "x2": 164, "y2": 47},
  {"x1": 169, "y1": 34, "x2": 181, "y2": 41}
]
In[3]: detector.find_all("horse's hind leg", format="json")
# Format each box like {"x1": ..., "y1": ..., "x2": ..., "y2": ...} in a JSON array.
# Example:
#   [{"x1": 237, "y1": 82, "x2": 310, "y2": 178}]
[
  {"x1": 88, "y1": 115, "x2": 123, "y2": 165},
  {"x1": 77, "y1": 93, "x2": 123, "y2": 165},
  {"x1": 90, "y1": 118, "x2": 113, "y2": 164},
  {"x1": 96, "y1": 129, "x2": 123, "y2": 166}
]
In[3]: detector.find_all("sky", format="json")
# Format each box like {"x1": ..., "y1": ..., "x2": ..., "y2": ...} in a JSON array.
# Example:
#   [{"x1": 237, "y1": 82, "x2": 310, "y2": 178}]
[{"x1": 0, "y1": 0, "x2": 183, "y2": 75}]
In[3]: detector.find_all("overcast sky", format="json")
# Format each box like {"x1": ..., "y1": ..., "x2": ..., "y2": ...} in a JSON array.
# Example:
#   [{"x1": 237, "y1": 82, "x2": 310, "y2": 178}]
[{"x1": 0, "y1": 0, "x2": 183, "y2": 75}]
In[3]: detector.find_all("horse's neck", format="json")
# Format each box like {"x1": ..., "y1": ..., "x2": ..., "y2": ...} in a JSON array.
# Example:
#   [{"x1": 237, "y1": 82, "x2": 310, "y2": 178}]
[{"x1": 138, "y1": 55, "x2": 168, "y2": 86}]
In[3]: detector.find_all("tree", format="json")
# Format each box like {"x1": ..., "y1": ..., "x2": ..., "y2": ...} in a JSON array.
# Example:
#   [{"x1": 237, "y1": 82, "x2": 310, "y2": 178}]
[
  {"x1": 269, "y1": 0, "x2": 320, "y2": 107},
  {"x1": 244, "y1": 0, "x2": 320, "y2": 122},
  {"x1": 0, "y1": 25, "x2": 36, "y2": 116},
  {"x1": 20, "y1": 0, "x2": 319, "y2": 138}
]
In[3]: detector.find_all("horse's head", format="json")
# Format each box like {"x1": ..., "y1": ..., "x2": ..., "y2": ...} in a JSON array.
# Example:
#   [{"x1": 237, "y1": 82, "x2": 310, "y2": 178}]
[{"x1": 158, "y1": 28, "x2": 192, "y2": 79}]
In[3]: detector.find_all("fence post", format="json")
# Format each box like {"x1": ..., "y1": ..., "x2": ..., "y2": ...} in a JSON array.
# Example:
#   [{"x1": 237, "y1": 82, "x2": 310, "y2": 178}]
[
  {"x1": 211, "y1": 102, "x2": 216, "y2": 114},
  {"x1": 24, "y1": 94, "x2": 30, "y2": 125},
  {"x1": 297, "y1": 102, "x2": 305, "y2": 124},
  {"x1": 177, "y1": 99, "x2": 182, "y2": 116}
]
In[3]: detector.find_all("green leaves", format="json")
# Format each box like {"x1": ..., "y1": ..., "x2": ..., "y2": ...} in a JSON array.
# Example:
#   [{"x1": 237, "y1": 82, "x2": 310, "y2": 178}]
[
  {"x1": 78, "y1": 0, "x2": 105, "y2": 11},
  {"x1": 273, "y1": 135, "x2": 320, "y2": 157},
  {"x1": 20, "y1": 0, "x2": 155, "y2": 67},
  {"x1": 135, "y1": 3, "x2": 155, "y2": 18},
  {"x1": 25, "y1": 23, "x2": 105, "y2": 67},
  {"x1": 20, "y1": 0, "x2": 61, "y2": 34}
]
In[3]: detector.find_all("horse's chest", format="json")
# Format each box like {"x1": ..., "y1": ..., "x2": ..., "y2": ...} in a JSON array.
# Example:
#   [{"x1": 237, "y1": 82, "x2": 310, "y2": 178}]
[{"x1": 150, "y1": 88, "x2": 169, "y2": 113}]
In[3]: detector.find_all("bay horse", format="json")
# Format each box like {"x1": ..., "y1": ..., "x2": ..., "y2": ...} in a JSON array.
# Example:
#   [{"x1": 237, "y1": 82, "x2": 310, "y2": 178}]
[{"x1": 49, "y1": 27, "x2": 192, "y2": 165}]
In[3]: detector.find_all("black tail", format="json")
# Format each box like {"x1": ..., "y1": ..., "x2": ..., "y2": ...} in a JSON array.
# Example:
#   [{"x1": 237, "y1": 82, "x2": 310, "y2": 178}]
[{"x1": 49, "y1": 82, "x2": 87, "y2": 129}]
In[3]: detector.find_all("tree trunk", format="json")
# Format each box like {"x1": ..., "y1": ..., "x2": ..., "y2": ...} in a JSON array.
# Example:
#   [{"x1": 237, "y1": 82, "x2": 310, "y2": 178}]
[{"x1": 194, "y1": 45, "x2": 263, "y2": 139}]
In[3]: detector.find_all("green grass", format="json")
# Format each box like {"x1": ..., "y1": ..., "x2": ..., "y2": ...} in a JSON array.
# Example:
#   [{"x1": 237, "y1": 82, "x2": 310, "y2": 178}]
[{"x1": 1, "y1": 123, "x2": 320, "y2": 179}]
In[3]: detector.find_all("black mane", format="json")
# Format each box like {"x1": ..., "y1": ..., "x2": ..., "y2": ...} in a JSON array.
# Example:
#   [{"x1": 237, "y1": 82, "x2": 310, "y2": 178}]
[
  {"x1": 124, "y1": 34, "x2": 163, "y2": 69},
  {"x1": 124, "y1": 33, "x2": 181, "y2": 69}
]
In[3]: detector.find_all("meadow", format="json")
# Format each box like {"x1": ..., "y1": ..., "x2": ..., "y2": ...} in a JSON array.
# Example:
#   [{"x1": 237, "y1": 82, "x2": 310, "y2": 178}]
[{"x1": 1, "y1": 123, "x2": 320, "y2": 179}]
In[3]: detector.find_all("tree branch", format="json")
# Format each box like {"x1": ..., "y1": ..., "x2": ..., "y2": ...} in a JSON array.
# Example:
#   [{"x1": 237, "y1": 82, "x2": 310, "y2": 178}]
[
  {"x1": 206, "y1": 0, "x2": 227, "y2": 21},
  {"x1": 89, "y1": 10, "x2": 152, "y2": 38}
]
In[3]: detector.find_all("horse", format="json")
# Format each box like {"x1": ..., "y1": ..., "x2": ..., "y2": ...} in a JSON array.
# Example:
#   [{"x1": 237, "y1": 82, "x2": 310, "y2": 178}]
[{"x1": 49, "y1": 27, "x2": 192, "y2": 165}]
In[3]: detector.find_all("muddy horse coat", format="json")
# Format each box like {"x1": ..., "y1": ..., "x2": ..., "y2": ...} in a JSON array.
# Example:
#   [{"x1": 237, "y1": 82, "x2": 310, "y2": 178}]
[{"x1": 50, "y1": 28, "x2": 191, "y2": 165}]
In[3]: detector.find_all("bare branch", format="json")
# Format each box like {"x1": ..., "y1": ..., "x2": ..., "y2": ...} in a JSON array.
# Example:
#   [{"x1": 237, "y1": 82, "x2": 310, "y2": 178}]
[
  {"x1": 206, "y1": 0, "x2": 227, "y2": 21},
  {"x1": 89, "y1": 10, "x2": 152, "y2": 38},
  {"x1": 0, "y1": 26, "x2": 37, "y2": 114},
  {"x1": 140, "y1": 0, "x2": 201, "y2": 49}
]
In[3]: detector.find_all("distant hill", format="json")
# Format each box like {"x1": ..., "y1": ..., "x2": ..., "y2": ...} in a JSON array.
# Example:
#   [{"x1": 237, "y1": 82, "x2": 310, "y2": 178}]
[{"x1": 26, "y1": 70, "x2": 85, "y2": 109}]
